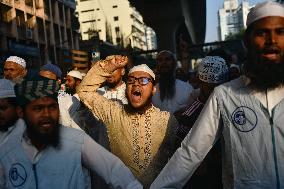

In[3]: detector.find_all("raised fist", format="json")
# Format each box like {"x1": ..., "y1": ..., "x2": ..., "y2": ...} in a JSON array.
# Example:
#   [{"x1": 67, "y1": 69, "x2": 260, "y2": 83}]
[{"x1": 100, "y1": 55, "x2": 128, "y2": 73}]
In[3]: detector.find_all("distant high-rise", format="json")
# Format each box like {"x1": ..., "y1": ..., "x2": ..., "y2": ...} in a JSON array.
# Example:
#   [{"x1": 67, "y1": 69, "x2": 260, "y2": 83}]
[
  {"x1": 218, "y1": 0, "x2": 250, "y2": 41},
  {"x1": 76, "y1": 0, "x2": 156, "y2": 50}
]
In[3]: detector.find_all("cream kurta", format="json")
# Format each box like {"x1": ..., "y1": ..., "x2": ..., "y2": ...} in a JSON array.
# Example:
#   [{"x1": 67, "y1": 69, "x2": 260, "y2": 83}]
[{"x1": 78, "y1": 63, "x2": 177, "y2": 187}]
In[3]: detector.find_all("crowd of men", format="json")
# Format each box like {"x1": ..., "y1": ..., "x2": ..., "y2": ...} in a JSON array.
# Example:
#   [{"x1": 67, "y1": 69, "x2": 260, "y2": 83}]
[{"x1": 0, "y1": 1, "x2": 284, "y2": 189}]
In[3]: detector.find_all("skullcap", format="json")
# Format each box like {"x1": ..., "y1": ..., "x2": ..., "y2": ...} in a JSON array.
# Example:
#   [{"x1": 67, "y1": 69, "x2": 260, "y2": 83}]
[
  {"x1": 198, "y1": 56, "x2": 228, "y2": 84},
  {"x1": 246, "y1": 1, "x2": 284, "y2": 27},
  {"x1": 128, "y1": 64, "x2": 155, "y2": 80},
  {"x1": 230, "y1": 64, "x2": 240, "y2": 72},
  {"x1": 41, "y1": 63, "x2": 62, "y2": 78},
  {"x1": 5, "y1": 56, "x2": 26, "y2": 68},
  {"x1": 67, "y1": 70, "x2": 83, "y2": 80},
  {"x1": 0, "y1": 79, "x2": 15, "y2": 98},
  {"x1": 14, "y1": 79, "x2": 59, "y2": 106}
]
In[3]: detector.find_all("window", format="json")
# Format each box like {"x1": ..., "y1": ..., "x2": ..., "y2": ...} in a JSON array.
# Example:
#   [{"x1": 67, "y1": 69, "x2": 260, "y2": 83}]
[
  {"x1": 116, "y1": 37, "x2": 121, "y2": 43},
  {"x1": 113, "y1": 5, "x2": 118, "y2": 8},
  {"x1": 81, "y1": 9, "x2": 94, "y2": 13},
  {"x1": 97, "y1": 19, "x2": 101, "y2": 21},
  {"x1": 96, "y1": 8, "x2": 100, "y2": 11},
  {"x1": 115, "y1": 27, "x2": 120, "y2": 32},
  {"x1": 114, "y1": 16, "x2": 118, "y2": 21},
  {"x1": 82, "y1": 19, "x2": 96, "y2": 23}
]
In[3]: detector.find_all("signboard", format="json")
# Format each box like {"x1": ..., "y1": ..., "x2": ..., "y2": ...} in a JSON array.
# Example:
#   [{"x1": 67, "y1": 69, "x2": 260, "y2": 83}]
[{"x1": 8, "y1": 41, "x2": 40, "y2": 57}]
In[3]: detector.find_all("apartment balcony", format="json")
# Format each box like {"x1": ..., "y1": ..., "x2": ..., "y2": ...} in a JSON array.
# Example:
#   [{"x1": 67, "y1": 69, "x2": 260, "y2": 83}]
[
  {"x1": 14, "y1": 0, "x2": 25, "y2": 10},
  {"x1": 0, "y1": 0, "x2": 13, "y2": 7}
]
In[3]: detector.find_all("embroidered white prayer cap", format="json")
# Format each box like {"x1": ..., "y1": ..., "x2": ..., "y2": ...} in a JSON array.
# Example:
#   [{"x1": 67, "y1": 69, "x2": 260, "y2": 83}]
[
  {"x1": 67, "y1": 70, "x2": 83, "y2": 80},
  {"x1": 0, "y1": 79, "x2": 16, "y2": 98},
  {"x1": 246, "y1": 1, "x2": 284, "y2": 27},
  {"x1": 5, "y1": 56, "x2": 26, "y2": 68},
  {"x1": 128, "y1": 64, "x2": 155, "y2": 80},
  {"x1": 198, "y1": 56, "x2": 228, "y2": 84}
]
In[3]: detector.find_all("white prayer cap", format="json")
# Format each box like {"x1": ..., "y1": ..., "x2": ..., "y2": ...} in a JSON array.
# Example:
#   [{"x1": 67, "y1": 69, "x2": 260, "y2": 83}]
[
  {"x1": 198, "y1": 56, "x2": 228, "y2": 84},
  {"x1": 128, "y1": 64, "x2": 155, "y2": 80},
  {"x1": 5, "y1": 56, "x2": 26, "y2": 68},
  {"x1": 230, "y1": 64, "x2": 240, "y2": 72},
  {"x1": 67, "y1": 70, "x2": 83, "y2": 80},
  {"x1": 246, "y1": 1, "x2": 284, "y2": 27},
  {"x1": 0, "y1": 79, "x2": 16, "y2": 98}
]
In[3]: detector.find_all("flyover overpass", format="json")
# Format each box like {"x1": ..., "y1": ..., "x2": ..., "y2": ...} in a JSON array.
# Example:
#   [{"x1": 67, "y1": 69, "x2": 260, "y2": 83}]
[{"x1": 129, "y1": 0, "x2": 206, "y2": 53}]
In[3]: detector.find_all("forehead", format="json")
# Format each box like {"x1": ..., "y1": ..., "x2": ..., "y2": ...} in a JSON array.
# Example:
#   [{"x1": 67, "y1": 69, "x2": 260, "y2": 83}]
[
  {"x1": 4, "y1": 61, "x2": 23, "y2": 69},
  {"x1": 128, "y1": 71, "x2": 151, "y2": 78},
  {"x1": 28, "y1": 97, "x2": 58, "y2": 107},
  {"x1": 0, "y1": 98, "x2": 12, "y2": 105},
  {"x1": 66, "y1": 75, "x2": 75, "y2": 80},
  {"x1": 251, "y1": 16, "x2": 284, "y2": 30},
  {"x1": 40, "y1": 70, "x2": 57, "y2": 80},
  {"x1": 157, "y1": 52, "x2": 173, "y2": 59}
]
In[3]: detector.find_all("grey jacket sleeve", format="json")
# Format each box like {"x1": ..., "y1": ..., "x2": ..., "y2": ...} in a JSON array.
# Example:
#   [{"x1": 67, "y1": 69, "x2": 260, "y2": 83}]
[
  {"x1": 81, "y1": 134, "x2": 143, "y2": 189},
  {"x1": 150, "y1": 92, "x2": 222, "y2": 189},
  {"x1": 0, "y1": 163, "x2": 5, "y2": 189}
]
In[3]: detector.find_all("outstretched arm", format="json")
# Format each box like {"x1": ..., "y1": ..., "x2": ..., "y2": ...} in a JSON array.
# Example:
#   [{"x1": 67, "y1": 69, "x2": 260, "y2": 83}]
[
  {"x1": 82, "y1": 134, "x2": 143, "y2": 189},
  {"x1": 150, "y1": 92, "x2": 222, "y2": 189}
]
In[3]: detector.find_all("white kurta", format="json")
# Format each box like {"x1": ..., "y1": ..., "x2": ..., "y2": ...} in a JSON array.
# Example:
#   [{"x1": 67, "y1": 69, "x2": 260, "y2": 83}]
[
  {"x1": 152, "y1": 79, "x2": 193, "y2": 113},
  {"x1": 151, "y1": 76, "x2": 284, "y2": 189}
]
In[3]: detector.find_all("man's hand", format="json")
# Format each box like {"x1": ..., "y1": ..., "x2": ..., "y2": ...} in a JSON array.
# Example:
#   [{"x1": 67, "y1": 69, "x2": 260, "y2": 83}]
[{"x1": 99, "y1": 55, "x2": 128, "y2": 73}]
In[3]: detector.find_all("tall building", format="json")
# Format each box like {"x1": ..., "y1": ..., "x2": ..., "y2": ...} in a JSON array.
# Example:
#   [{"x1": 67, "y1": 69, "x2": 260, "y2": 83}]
[
  {"x1": 0, "y1": 0, "x2": 80, "y2": 69},
  {"x1": 218, "y1": 0, "x2": 250, "y2": 41},
  {"x1": 76, "y1": 0, "x2": 156, "y2": 50}
]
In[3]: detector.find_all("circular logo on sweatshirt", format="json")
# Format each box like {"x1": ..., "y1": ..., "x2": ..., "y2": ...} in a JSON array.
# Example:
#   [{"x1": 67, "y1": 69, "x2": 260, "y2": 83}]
[
  {"x1": 232, "y1": 106, "x2": 257, "y2": 132},
  {"x1": 9, "y1": 163, "x2": 27, "y2": 187}
]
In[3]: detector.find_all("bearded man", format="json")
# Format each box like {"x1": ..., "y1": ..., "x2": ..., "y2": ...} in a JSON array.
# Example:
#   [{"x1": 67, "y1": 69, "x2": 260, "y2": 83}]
[
  {"x1": 3, "y1": 56, "x2": 27, "y2": 84},
  {"x1": 150, "y1": 2, "x2": 284, "y2": 189},
  {"x1": 78, "y1": 55, "x2": 177, "y2": 188},
  {"x1": 0, "y1": 79, "x2": 22, "y2": 144},
  {"x1": 152, "y1": 50, "x2": 193, "y2": 113},
  {"x1": 0, "y1": 79, "x2": 142, "y2": 189},
  {"x1": 97, "y1": 63, "x2": 128, "y2": 105}
]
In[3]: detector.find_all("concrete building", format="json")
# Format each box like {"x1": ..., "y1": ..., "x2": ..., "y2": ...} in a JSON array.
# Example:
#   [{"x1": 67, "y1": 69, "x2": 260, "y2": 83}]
[
  {"x1": 0, "y1": 0, "x2": 80, "y2": 70},
  {"x1": 145, "y1": 27, "x2": 157, "y2": 50},
  {"x1": 218, "y1": 0, "x2": 250, "y2": 41},
  {"x1": 76, "y1": 0, "x2": 156, "y2": 50}
]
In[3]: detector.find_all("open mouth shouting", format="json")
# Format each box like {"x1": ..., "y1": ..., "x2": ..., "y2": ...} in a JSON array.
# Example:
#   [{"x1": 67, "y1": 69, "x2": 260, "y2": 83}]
[{"x1": 131, "y1": 88, "x2": 142, "y2": 103}]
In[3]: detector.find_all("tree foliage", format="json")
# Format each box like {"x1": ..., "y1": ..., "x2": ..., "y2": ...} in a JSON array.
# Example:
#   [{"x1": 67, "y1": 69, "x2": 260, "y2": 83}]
[{"x1": 225, "y1": 29, "x2": 245, "y2": 41}]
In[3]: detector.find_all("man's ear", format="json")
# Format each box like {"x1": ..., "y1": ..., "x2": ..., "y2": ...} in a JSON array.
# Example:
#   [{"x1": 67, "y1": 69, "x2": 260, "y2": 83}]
[
  {"x1": 76, "y1": 80, "x2": 81, "y2": 87},
  {"x1": 243, "y1": 31, "x2": 250, "y2": 50},
  {"x1": 16, "y1": 106, "x2": 23, "y2": 118},
  {"x1": 22, "y1": 69, "x2": 28, "y2": 77},
  {"x1": 152, "y1": 86, "x2": 157, "y2": 96},
  {"x1": 121, "y1": 68, "x2": 125, "y2": 76}
]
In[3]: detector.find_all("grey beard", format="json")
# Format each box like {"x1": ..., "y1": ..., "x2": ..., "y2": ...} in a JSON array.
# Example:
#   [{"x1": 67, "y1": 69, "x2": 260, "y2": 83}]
[{"x1": 11, "y1": 76, "x2": 24, "y2": 84}]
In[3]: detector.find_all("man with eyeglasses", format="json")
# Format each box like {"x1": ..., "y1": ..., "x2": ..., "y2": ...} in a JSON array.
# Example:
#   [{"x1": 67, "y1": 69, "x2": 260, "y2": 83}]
[{"x1": 78, "y1": 55, "x2": 177, "y2": 188}]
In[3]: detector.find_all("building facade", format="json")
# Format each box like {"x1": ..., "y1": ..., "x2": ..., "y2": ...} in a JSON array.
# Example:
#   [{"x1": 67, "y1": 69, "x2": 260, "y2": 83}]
[
  {"x1": 0, "y1": 0, "x2": 80, "y2": 72},
  {"x1": 218, "y1": 0, "x2": 250, "y2": 41},
  {"x1": 76, "y1": 0, "x2": 156, "y2": 50}
]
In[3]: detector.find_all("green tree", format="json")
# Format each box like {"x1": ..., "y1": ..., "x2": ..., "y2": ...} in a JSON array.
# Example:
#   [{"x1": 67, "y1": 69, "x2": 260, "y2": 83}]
[{"x1": 225, "y1": 29, "x2": 245, "y2": 41}]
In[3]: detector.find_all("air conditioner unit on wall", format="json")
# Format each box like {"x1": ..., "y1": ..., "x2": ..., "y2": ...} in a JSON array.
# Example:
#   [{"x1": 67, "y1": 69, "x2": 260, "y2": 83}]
[{"x1": 26, "y1": 29, "x2": 33, "y2": 39}]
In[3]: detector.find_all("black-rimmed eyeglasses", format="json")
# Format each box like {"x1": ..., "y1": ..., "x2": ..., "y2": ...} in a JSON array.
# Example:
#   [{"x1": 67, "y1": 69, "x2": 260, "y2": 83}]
[{"x1": 127, "y1": 76, "x2": 153, "y2": 85}]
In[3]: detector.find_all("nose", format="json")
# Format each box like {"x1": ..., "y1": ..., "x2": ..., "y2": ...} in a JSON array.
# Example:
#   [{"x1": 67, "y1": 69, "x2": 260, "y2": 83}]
[
  {"x1": 266, "y1": 31, "x2": 277, "y2": 44},
  {"x1": 42, "y1": 107, "x2": 51, "y2": 117}
]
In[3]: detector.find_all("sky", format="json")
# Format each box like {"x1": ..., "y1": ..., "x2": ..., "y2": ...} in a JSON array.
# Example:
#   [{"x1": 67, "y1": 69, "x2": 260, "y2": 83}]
[{"x1": 205, "y1": 0, "x2": 268, "y2": 42}]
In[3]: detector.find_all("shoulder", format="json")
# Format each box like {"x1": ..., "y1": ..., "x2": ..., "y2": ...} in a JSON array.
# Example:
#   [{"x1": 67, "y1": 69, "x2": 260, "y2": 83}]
[
  {"x1": 214, "y1": 76, "x2": 246, "y2": 96},
  {"x1": 175, "y1": 79, "x2": 193, "y2": 90},
  {"x1": 60, "y1": 126, "x2": 85, "y2": 144}
]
